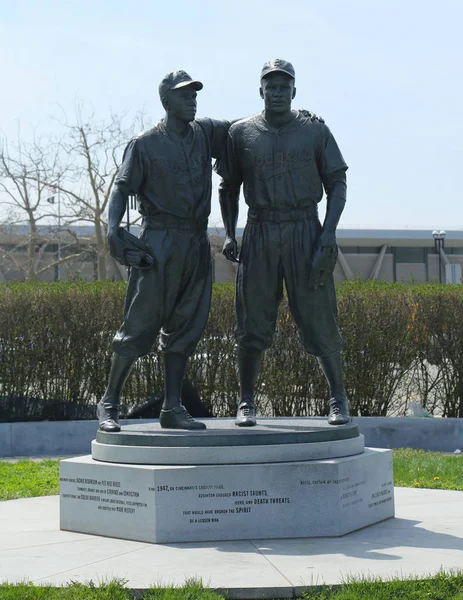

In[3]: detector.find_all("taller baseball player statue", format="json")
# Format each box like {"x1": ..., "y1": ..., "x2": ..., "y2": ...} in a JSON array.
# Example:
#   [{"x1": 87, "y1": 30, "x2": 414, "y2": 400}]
[
  {"x1": 219, "y1": 59, "x2": 350, "y2": 427},
  {"x1": 97, "y1": 70, "x2": 230, "y2": 432}
]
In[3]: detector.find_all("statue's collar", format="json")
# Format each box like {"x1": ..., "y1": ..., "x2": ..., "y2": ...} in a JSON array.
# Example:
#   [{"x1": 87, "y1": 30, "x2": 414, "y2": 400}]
[{"x1": 254, "y1": 110, "x2": 300, "y2": 135}]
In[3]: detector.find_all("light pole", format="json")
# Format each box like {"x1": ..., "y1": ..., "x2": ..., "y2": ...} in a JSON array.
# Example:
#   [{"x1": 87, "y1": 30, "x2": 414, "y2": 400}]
[
  {"x1": 47, "y1": 179, "x2": 62, "y2": 281},
  {"x1": 57, "y1": 175, "x2": 61, "y2": 281},
  {"x1": 432, "y1": 230, "x2": 446, "y2": 283}
]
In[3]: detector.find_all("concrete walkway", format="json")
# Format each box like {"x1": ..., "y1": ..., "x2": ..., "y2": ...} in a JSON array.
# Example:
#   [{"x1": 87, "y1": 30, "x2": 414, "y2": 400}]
[{"x1": 1, "y1": 488, "x2": 462, "y2": 598}]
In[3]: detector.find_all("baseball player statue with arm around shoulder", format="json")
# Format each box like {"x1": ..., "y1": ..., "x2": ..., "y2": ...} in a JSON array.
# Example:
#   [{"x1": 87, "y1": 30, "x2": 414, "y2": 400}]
[{"x1": 98, "y1": 70, "x2": 231, "y2": 432}]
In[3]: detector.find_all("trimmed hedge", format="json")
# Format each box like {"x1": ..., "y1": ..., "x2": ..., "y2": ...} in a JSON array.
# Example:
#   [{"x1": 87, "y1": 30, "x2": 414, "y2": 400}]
[{"x1": 0, "y1": 281, "x2": 462, "y2": 421}]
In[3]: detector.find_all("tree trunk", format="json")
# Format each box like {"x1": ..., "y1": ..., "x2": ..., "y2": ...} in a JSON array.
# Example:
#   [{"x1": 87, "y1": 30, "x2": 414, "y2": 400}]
[
  {"x1": 27, "y1": 215, "x2": 38, "y2": 282},
  {"x1": 94, "y1": 217, "x2": 107, "y2": 280}
]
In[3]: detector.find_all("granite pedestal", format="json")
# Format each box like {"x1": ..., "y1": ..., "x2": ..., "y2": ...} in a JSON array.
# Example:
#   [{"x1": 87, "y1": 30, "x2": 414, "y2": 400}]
[{"x1": 60, "y1": 418, "x2": 395, "y2": 543}]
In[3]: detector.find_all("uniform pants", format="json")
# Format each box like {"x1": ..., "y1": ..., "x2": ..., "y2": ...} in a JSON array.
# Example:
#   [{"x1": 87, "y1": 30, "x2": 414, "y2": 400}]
[
  {"x1": 113, "y1": 227, "x2": 212, "y2": 359},
  {"x1": 236, "y1": 216, "x2": 343, "y2": 356}
]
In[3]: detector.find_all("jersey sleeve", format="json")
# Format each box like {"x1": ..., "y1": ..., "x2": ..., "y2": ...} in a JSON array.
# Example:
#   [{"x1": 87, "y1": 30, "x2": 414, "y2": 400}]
[
  {"x1": 214, "y1": 127, "x2": 243, "y2": 189},
  {"x1": 115, "y1": 138, "x2": 145, "y2": 195},
  {"x1": 197, "y1": 117, "x2": 231, "y2": 160},
  {"x1": 317, "y1": 125, "x2": 348, "y2": 181}
]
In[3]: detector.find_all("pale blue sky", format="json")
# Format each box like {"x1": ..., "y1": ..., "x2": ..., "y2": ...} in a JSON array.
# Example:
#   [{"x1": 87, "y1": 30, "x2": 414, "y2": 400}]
[{"x1": 1, "y1": 0, "x2": 462, "y2": 229}]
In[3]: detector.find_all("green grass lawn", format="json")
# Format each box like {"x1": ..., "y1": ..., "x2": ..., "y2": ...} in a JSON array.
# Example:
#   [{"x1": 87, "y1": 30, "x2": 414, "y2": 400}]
[
  {"x1": 393, "y1": 448, "x2": 463, "y2": 491},
  {"x1": 0, "y1": 460, "x2": 59, "y2": 501},
  {"x1": 1, "y1": 449, "x2": 462, "y2": 502},
  {"x1": 0, "y1": 573, "x2": 462, "y2": 600},
  {"x1": 302, "y1": 571, "x2": 463, "y2": 599},
  {"x1": 0, "y1": 579, "x2": 223, "y2": 600}
]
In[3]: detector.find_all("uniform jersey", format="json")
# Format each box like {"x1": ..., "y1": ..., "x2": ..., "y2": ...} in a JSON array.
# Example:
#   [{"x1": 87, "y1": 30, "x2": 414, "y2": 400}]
[
  {"x1": 218, "y1": 110, "x2": 346, "y2": 357},
  {"x1": 112, "y1": 117, "x2": 229, "y2": 359},
  {"x1": 220, "y1": 111, "x2": 347, "y2": 209},
  {"x1": 116, "y1": 118, "x2": 229, "y2": 221}
]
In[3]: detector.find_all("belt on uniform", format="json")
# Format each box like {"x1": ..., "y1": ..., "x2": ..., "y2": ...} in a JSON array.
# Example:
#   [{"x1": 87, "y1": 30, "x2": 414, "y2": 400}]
[
  {"x1": 247, "y1": 205, "x2": 318, "y2": 224},
  {"x1": 143, "y1": 215, "x2": 208, "y2": 232}
]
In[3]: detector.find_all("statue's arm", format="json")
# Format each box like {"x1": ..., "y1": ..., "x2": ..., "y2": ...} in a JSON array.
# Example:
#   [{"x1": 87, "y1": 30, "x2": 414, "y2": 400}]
[
  {"x1": 308, "y1": 172, "x2": 346, "y2": 289},
  {"x1": 309, "y1": 123, "x2": 348, "y2": 289},
  {"x1": 213, "y1": 127, "x2": 242, "y2": 262},
  {"x1": 108, "y1": 184, "x2": 128, "y2": 235},
  {"x1": 219, "y1": 179, "x2": 240, "y2": 262},
  {"x1": 318, "y1": 171, "x2": 347, "y2": 248},
  {"x1": 107, "y1": 139, "x2": 152, "y2": 268},
  {"x1": 109, "y1": 137, "x2": 141, "y2": 234},
  {"x1": 316, "y1": 124, "x2": 348, "y2": 247}
]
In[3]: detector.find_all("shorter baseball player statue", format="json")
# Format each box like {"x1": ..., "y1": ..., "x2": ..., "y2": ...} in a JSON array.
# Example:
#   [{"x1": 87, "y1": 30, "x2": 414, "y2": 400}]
[
  {"x1": 218, "y1": 59, "x2": 350, "y2": 427},
  {"x1": 97, "y1": 70, "x2": 230, "y2": 432}
]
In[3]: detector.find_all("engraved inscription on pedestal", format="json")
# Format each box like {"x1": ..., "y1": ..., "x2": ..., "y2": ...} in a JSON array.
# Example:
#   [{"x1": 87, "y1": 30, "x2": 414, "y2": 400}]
[
  {"x1": 60, "y1": 448, "x2": 395, "y2": 543},
  {"x1": 61, "y1": 475, "x2": 147, "y2": 516},
  {"x1": 60, "y1": 462, "x2": 156, "y2": 542}
]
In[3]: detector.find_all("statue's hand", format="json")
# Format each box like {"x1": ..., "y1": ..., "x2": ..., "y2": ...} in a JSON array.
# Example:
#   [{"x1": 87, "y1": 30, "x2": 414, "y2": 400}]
[
  {"x1": 308, "y1": 233, "x2": 338, "y2": 290},
  {"x1": 108, "y1": 228, "x2": 154, "y2": 269},
  {"x1": 299, "y1": 109, "x2": 325, "y2": 124},
  {"x1": 222, "y1": 236, "x2": 239, "y2": 263}
]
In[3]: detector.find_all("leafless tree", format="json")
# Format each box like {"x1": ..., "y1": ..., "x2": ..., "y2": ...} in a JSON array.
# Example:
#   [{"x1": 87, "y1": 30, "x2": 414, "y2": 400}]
[
  {"x1": 0, "y1": 136, "x2": 82, "y2": 282},
  {"x1": 49, "y1": 104, "x2": 147, "y2": 279},
  {"x1": 0, "y1": 106, "x2": 148, "y2": 281}
]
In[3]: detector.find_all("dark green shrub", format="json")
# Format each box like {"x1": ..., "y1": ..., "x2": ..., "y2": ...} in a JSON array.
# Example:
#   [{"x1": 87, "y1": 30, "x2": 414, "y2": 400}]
[
  {"x1": 1, "y1": 280, "x2": 463, "y2": 421},
  {"x1": 338, "y1": 281, "x2": 416, "y2": 416},
  {"x1": 408, "y1": 285, "x2": 463, "y2": 417},
  {"x1": 0, "y1": 282, "x2": 124, "y2": 420}
]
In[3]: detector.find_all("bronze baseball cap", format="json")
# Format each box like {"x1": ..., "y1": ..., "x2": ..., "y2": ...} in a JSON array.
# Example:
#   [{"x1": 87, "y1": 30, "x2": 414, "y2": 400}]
[
  {"x1": 261, "y1": 59, "x2": 295, "y2": 80},
  {"x1": 159, "y1": 70, "x2": 203, "y2": 99}
]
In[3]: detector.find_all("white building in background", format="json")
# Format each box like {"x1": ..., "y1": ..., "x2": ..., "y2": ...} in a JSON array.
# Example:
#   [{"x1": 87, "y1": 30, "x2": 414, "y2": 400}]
[
  {"x1": 214, "y1": 229, "x2": 463, "y2": 285},
  {"x1": 336, "y1": 229, "x2": 463, "y2": 284},
  {"x1": 1, "y1": 226, "x2": 462, "y2": 284}
]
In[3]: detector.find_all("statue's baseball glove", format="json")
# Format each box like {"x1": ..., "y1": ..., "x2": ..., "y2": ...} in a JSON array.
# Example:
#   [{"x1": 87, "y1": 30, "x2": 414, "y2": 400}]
[{"x1": 109, "y1": 227, "x2": 154, "y2": 269}]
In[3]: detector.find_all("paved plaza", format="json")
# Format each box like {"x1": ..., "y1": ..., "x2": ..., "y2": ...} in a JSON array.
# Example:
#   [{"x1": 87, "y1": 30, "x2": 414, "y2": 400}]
[{"x1": 0, "y1": 487, "x2": 462, "y2": 597}]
